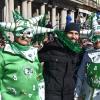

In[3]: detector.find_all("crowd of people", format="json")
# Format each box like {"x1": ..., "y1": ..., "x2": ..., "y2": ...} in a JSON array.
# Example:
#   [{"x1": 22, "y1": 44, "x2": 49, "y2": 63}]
[{"x1": 0, "y1": 10, "x2": 100, "y2": 100}]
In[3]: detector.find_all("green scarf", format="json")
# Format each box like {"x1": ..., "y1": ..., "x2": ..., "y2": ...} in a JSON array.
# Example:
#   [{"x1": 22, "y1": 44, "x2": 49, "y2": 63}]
[
  {"x1": 12, "y1": 42, "x2": 30, "y2": 51},
  {"x1": 54, "y1": 30, "x2": 82, "y2": 53}
]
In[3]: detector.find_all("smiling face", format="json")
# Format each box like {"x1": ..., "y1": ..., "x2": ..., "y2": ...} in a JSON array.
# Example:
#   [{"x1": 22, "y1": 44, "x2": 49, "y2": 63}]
[{"x1": 66, "y1": 30, "x2": 79, "y2": 43}]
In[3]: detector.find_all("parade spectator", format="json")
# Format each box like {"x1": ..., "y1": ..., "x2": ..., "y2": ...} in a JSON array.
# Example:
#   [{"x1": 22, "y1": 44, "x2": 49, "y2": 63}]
[
  {"x1": 81, "y1": 38, "x2": 93, "y2": 51},
  {"x1": 45, "y1": 21, "x2": 54, "y2": 42},
  {"x1": 66, "y1": 10, "x2": 72, "y2": 25},
  {"x1": 74, "y1": 34, "x2": 100, "y2": 100},
  {"x1": 75, "y1": 15, "x2": 81, "y2": 24},
  {"x1": 46, "y1": 21, "x2": 53, "y2": 29},
  {"x1": 38, "y1": 23, "x2": 83, "y2": 100}
]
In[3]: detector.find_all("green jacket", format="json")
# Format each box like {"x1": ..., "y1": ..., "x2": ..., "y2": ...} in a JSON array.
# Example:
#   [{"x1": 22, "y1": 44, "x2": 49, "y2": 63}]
[{"x1": 0, "y1": 44, "x2": 43, "y2": 100}]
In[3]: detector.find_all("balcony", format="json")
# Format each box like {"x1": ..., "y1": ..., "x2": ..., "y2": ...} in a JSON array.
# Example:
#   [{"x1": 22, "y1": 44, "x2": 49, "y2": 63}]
[
  {"x1": 89, "y1": 0, "x2": 97, "y2": 8},
  {"x1": 97, "y1": 4, "x2": 100, "y2": 10},
  {"x1": 83, "y1": 0, "x2": 89, "y2": 5},
  {"x1": 70, "y1": 0, "x2": 84, "y2": 5},
  {"x1": 83, "y1": 0, "x2": 97, "y2": 8}
]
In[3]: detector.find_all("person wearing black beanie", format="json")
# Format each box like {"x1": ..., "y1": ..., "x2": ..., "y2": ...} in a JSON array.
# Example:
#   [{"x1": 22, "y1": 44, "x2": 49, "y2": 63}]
[
  {"x1": 38, "y1": 22, "x2": 83, "y2": 100},
  {"x1": 63, "y1": 23, "x2": 80, "y2": 44},
  {"x1": 65, "y1": 23, "x2": 80, "y2": 34}
]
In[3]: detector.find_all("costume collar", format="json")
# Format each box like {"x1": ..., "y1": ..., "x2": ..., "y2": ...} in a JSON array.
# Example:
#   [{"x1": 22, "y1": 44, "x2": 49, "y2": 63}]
[
  {"x1": 88, "y1": 48, "x2": 100, "y2": 63},
  {"x1": 4, "y1": 43, "x2": 38, "y2": 62}
]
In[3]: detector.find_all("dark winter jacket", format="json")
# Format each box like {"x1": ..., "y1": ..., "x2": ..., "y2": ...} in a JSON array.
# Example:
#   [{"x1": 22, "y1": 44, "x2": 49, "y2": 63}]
[{"x1": 38, "y1": 38, "x2": 82, "y2": 94}]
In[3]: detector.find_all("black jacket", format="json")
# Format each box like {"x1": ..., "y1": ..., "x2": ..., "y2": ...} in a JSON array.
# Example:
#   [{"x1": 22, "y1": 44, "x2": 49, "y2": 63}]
[{"x1": 38, "y1": 38, "x2": 82, "y2": 94}]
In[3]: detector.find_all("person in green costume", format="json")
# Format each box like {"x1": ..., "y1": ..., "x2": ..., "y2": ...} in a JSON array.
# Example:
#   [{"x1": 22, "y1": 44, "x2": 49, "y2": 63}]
[
  {"x1": 74, "y1": 12, "x2": 100, "y2": 100},
  {"x1": 74, "y1": 34, "x2": 100, "y2": 100},
  {"x1": 0, "y1": 10, "x2": 54, "y2": 100}
]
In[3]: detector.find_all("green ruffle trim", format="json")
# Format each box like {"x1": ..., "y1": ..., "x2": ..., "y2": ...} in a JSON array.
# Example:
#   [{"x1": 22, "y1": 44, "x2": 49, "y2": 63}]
[{"x1": 54, "y1": 30, "x2": 82, "y2": 53}]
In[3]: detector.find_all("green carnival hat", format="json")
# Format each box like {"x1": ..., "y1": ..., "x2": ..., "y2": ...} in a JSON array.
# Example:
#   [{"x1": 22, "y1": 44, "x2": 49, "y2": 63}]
[
  {"x1": 80, "y1": 29, "x2": 91, "y2": 34},
  {"x1": 93, "y1": 25, "x2": 100, "y2": 33},
  {"x1": 92, "y1": 13, "x2": 100, "y2": 33},
  {"x1": 0, "y1": 10, "x2": 54, "y2": 37},
  {"x1": 92, "y1": 34, "x2": 100, "y2": 43}
]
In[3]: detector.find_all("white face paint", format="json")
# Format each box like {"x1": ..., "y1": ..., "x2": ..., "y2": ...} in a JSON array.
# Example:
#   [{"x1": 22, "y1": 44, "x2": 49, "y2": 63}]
[
  {"x1": 22, "y1": 28, "x2": 33, "y2": 38},
  {"x1": 15, "y1": 28, "x2": 33, "y2": 38}
]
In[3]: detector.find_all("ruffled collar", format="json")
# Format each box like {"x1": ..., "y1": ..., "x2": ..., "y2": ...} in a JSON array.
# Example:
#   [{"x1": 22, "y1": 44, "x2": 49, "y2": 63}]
[
  {"x1": 4, "y1": 43, "x2": 38, "y2": 62},
  {"x1": 88, "y1": 48, "x2": 100, "y2": 63}
]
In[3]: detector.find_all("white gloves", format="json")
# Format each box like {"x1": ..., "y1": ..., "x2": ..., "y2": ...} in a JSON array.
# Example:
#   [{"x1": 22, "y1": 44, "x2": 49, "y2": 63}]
[
  {"x1": 38, "y1": 80, "x2": 45, "y2": 100},
  {"x1": 0, "y1": 94, "x2": 1, "y2": 100}
]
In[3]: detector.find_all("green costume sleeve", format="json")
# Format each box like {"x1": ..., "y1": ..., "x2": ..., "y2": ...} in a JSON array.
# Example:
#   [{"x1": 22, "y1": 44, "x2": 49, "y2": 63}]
[{"x1": 0, "y1": 51, "x2": 4, "y2": 94}]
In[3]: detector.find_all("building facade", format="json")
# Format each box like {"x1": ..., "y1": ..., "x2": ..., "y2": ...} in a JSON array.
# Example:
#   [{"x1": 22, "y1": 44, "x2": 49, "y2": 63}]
[{"x1": 0, "y1": 0, "x2": 100, "y2": 30}]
